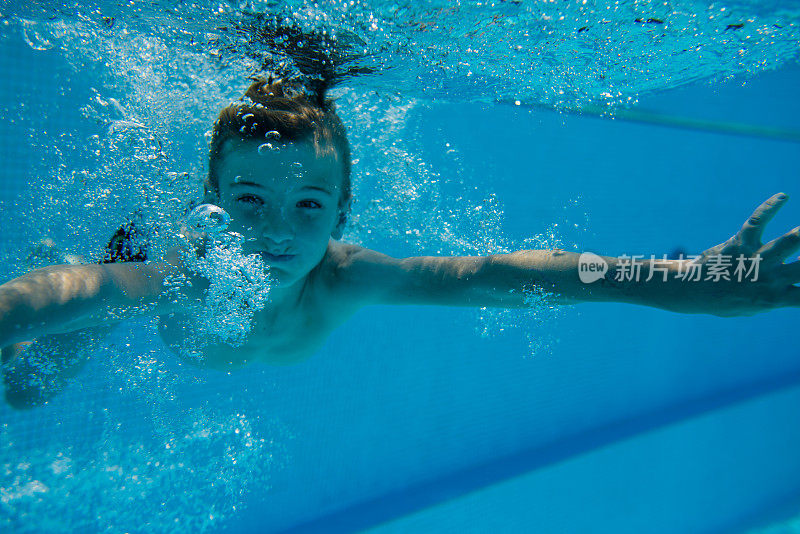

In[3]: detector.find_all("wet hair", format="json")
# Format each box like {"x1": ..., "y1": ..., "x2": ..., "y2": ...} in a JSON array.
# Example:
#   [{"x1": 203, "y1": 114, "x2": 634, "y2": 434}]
[{"x1": 206, "y1": 76, "x2": 352, "y2": 211}]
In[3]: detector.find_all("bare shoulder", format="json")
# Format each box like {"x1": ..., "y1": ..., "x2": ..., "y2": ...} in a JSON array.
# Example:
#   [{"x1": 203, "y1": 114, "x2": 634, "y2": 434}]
[
  {"x1": 157, "y1": 245, "x2": 209, "y2": 299},
  {"x1": 324, "y1": 241, "x2": 400, "y2": 269},
  {"x1": 318, "y1": 241, "x2": 403, "y2": 304}
]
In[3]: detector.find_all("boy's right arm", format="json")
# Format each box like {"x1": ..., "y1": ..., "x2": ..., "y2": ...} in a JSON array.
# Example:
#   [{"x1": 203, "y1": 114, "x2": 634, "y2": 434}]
[
  {"x1": 0, "y1": 260, "x2": 196, "y2": 348},
  {"x1": 331, "y1": 194, "x2": 800, "y2": 317}
]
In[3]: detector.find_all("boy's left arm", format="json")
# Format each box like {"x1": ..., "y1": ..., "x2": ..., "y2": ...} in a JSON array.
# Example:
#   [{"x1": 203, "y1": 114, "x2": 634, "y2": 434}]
[{"x1": 344, "y1": 193, "x2": 800, "y2": 316}]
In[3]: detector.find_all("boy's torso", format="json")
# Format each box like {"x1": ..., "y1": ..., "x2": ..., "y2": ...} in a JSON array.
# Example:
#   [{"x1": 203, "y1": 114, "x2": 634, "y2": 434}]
[{"x1": 156, "y1": 240, "x2": 365, "y2": 369}]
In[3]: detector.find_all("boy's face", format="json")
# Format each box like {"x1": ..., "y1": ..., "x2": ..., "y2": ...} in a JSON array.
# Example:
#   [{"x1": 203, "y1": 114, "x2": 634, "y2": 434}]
[{"x1": 214, "y1": 139, "x2": 346, "y2": 287}]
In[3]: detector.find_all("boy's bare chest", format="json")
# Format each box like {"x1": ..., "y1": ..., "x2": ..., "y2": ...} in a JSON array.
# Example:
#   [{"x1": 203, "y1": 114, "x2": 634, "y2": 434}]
[
  {"x1": 246, "y1": 305, "x2": 328, "y2": 361},
  {"x1": 157, "y1": 298, "x2": 340, "y2": 368}
]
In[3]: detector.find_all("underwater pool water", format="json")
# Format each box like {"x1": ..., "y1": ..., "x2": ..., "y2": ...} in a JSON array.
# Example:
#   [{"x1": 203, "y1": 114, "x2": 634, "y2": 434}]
[{"x1": 1, "y1": 1, "x2": 799, "y2": 533}]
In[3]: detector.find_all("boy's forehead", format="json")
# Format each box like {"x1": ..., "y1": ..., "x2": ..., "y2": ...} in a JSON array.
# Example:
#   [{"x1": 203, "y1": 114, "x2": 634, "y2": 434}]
[{"x1": 218, "y1": 138, "x2": 342, "y2": 186}]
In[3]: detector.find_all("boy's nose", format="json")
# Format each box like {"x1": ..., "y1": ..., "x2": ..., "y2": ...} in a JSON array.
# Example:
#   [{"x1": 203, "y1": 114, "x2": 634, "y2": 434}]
[{"x1": 260, "y1": 210, "x2": 294, "y2": 244}]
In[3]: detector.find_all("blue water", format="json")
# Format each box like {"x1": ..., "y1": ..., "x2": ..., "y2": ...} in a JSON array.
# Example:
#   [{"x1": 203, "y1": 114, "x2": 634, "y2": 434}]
[{"x1": 1, "y1": 2, "x2": 800, "y2": 533}]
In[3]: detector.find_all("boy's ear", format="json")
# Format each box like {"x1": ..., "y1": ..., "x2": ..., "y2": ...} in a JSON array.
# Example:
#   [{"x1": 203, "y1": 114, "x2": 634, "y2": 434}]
[{"x1": 331, "y1": 210, "x2": 347, "y2": 240}]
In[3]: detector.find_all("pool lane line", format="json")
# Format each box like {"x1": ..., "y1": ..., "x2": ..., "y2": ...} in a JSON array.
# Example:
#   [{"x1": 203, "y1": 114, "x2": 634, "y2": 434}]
[
  {"x1": 712, "y1": 490, "x2": 800, "y2": 534},
  {"x1": 277, "y1": 368, "x2": 800, "y2": 534},
  {"x1": 505, "y1": 101, "x2": 800, "y2": 145}
]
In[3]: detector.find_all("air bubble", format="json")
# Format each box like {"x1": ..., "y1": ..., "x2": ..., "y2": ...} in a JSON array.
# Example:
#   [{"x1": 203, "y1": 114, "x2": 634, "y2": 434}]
[
  {"x1": 184, "y1": 204, "x2": 231, "y2": 234},
  {"x1": 265, "y1": 130, "x2": 280, "y2": 140},
  {"x1": 20, "y1": 19, "x2": 56, "y2": 51},
  {"x1": 257, "y1": 143, "x2": 273, "y2": 155},
  {"x1": 178, "y1": 231, "x2": 271, "y2": 348}
]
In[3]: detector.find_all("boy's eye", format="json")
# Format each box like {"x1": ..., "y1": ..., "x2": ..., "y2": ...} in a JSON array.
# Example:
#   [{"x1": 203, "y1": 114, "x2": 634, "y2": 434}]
[
  {"x1": 297, "y1": 200, "x2": 322, "y2": 209},
  {"x1": 236, "y1": 194, "x2": 264, "y2": 206}
]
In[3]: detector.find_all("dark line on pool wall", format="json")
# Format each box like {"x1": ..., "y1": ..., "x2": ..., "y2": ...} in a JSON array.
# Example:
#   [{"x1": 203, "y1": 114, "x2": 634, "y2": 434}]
[
  {"x1": 506, "y1": 101, "x2": 800, "y2": 145},
  {"x1": 277, "y1": 368, "x2": 800, "y2": 534},
  {"x1": 715, "y1": 489, "x2": 800, "y2": 534}
]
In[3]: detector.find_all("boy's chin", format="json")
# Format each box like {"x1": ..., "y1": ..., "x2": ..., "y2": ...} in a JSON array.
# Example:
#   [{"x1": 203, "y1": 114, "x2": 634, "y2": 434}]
[{"x1": 265, "y1": 267, "x2": 303, "y2": 288}]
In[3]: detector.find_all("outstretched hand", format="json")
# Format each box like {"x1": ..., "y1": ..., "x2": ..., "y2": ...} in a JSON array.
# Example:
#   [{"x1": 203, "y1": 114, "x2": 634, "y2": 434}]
[{"x1": 688, "y1": 192, "x2": 800, "y2": 316}]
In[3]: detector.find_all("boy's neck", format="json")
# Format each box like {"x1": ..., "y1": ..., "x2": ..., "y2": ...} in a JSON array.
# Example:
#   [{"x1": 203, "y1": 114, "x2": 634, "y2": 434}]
[{"x1": 266, "y1": 274, "x2": 309, "y2": 309}]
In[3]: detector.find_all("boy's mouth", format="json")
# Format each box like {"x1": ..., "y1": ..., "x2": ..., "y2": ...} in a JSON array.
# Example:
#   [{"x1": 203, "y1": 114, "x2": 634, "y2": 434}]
[{"x1": 260, "y1": 251, "x2": 296, "y2": 263}]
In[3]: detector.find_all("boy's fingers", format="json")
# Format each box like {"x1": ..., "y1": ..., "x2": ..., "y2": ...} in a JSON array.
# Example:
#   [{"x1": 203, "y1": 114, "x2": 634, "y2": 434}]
[
  {"x1": 760, "y1": 227, "x2": 800, "y2": 263},
  {"x1": 777, "y1": 260, "x2": 800, "y2": 285},
  {"x1": 739, "y1": 193, "x2": 788, "y2": 248}
]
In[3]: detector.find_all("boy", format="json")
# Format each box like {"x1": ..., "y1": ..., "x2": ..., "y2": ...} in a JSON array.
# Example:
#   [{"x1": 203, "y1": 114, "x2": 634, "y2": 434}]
[{"x1": 1, "y1": 76, "x2": 799, "y2": 409}]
